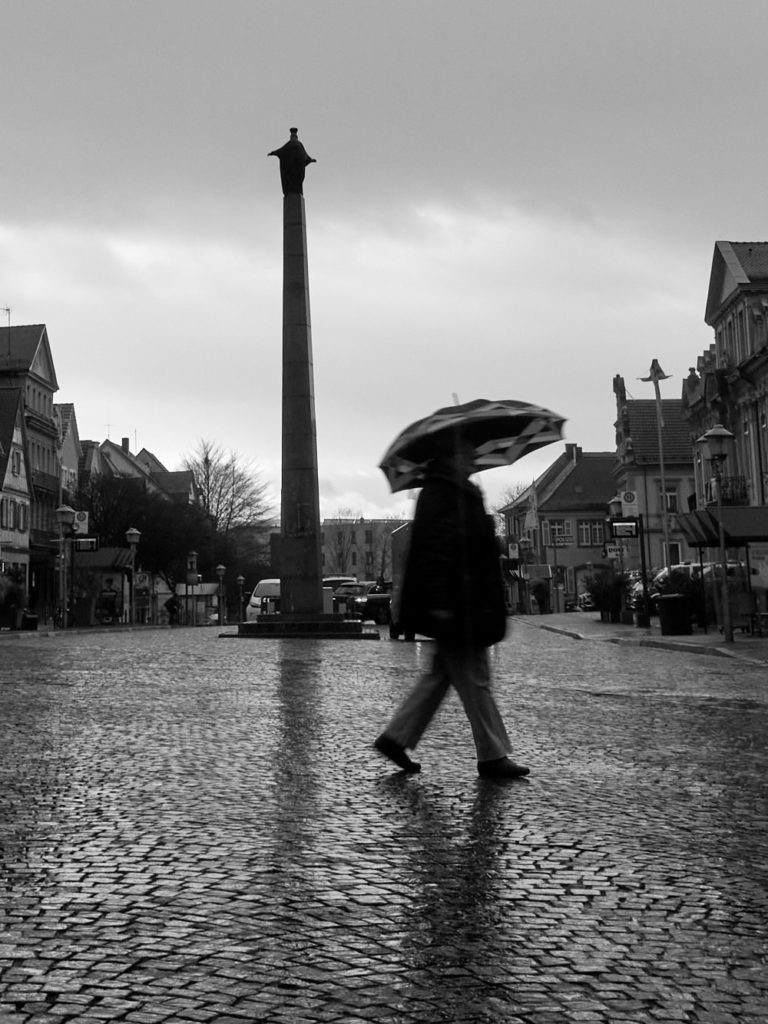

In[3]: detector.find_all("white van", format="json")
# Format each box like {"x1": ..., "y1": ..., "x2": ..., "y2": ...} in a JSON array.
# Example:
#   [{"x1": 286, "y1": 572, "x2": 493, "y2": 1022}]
[{"x1": 245, "y1": 579, "x2": 281, "y2": 622}]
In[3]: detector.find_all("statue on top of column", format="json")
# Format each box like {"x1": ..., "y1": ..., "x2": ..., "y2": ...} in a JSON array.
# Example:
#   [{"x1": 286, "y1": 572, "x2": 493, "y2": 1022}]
[{"x1": 268, "y1": 128, "x2": 316, "y2": 195}]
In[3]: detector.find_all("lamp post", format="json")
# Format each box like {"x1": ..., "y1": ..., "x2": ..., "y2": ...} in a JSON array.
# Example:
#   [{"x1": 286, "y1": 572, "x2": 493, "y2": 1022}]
[
  {"x1": 55, "y1": 505, "x2": 76, "y2": 628},
  {"x1": 236, "y1": 574, "x2": 245, "y2": 621},
  {"x1": 696, "y1": 425, "x2": 735, "y2": 643},
  {"x1": 642, "y1": 360, "x2": 673, "y2": 568},
  {"x1": 216, "y1": 564, "x2": 226, "y2": 626},
  {"x1": 125, "y1": 527, "x2": 141, "y2": 625}
]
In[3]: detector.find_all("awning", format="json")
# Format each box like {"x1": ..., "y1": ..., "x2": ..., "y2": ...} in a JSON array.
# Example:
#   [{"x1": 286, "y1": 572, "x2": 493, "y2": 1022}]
[
  {"x1": 677, "y1": 505, "x2": 768, "y2": 547},
  {"x1": 71, "y1": 546, "x2": 133, "y2": 570},
  {"x1": 526, "y1": 563, "x2": 553, "y2": 580}
]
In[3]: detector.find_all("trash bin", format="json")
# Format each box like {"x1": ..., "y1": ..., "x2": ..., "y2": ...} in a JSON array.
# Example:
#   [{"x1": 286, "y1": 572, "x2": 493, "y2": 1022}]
[{"x1": 656, "y1": 594, "x2": 692, "y2": 636}]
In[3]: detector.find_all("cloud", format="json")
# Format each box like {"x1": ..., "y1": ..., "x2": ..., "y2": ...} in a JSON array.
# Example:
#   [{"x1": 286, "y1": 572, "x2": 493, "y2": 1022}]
[{"x1": 2, "y1": 186, "x2": 708, "y2": 523}]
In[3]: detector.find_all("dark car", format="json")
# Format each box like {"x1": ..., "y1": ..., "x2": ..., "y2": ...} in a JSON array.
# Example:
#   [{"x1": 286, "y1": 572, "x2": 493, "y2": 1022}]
[{"x1": 333, "y1": 581, "x2": 392, "y2": 623}]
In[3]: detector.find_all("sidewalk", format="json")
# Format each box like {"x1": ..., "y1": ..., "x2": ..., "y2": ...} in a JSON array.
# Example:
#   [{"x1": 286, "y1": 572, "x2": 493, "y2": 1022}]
[{"x1": 520, "y1": 609, "x2": 768, "y2": 664}]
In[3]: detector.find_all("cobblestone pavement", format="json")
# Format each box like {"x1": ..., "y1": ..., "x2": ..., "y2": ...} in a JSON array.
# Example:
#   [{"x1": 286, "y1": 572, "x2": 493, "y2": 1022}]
[{"x1": 1, "y1": 622, "x2": 766, "y2": 1023}]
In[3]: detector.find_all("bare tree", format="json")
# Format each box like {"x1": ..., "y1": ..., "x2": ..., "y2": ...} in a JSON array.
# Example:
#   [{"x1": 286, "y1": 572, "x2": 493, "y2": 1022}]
[
  {"x1": 370, "y1": 516, "x2": 408, "y2": 582},
  {"x1": 324, "y1": 507, "x2": 361, "y2": 575},
  {"x1": 493, "y1": 481, "x2": 529, "y2": 539},
  {"x1": 494, "y1": 481, "x2": 529, "y2": 513},
  {"x1": 182, "y1": 439, "x2": 274, "y2": 536}
]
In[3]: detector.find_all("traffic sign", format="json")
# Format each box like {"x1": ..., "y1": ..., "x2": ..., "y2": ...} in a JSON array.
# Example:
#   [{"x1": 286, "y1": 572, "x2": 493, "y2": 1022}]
[
  {"x1": 611, "y1": 519, "x2": 638, "y2": 538},
  {"x1": 621, "y1": 491, "x2": 638, "y2": 515},
  {"x1": 73, "y1": 510, "x2": 89, "y2": 535}
]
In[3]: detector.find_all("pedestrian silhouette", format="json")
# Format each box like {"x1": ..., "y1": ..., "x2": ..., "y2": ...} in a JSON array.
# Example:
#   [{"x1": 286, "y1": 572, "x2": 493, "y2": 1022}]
[{"x1": 374, "y1": 430, "x2": 530, "y2": 779}]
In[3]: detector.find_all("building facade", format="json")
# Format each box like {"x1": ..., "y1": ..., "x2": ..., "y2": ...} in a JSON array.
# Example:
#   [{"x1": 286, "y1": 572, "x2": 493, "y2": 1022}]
[
  {"x1": 501, "y1": 444, "x2": 616, "y2": 612},
  {"x1": 0, "y1": 325, "x2": 61, "y2": 616},
  {"x1": 320, "y1": 517, "x2": 409, "y2": 582},
  {"x1": 678, "y1": 241, "x2": 768, "y2": 612},
  {"x1": 683, "y1": 241, "x2": 768, "y2": 509},
  {"x1": 613, "y1": 374, "x2": 697, "y2": 570},
  {"x1": 0, "y1": 389, "x2": 32, "y2": 621}
]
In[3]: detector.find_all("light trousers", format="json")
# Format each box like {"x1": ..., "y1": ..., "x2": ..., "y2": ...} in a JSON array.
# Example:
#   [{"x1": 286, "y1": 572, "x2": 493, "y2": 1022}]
[{"x1": 384, "y1": 642, "x2": 512, "y2": 762}]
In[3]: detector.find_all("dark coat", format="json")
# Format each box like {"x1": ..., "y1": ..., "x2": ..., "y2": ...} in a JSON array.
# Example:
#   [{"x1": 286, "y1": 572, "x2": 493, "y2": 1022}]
[{"x1": 399, "y1": 468, "x2": 507, "y2": 648}]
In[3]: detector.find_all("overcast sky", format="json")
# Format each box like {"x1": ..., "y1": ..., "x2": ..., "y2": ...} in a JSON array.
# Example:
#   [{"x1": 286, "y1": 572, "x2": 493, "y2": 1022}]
[{"x1": 3, "y1": 1, "x2": 766, "y2": 520}]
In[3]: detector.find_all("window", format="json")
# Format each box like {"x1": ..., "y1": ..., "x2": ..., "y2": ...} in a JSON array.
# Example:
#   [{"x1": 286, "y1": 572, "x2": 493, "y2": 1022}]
[
  {"x1": 578, "y1": 521, "x2": 591, "y2": 546},
  {"x1": 660, "y1": 489, "x2": 678, "y2": 514},
  {"x1": 542, "y1": 519, "x2": 573, "y2": 547},
  {"x1": 577, "y1": 520, "x2": 602, "y2": 546},
  {"x1": 11, "y1": 450, "x2": 21, "y2": 475}
]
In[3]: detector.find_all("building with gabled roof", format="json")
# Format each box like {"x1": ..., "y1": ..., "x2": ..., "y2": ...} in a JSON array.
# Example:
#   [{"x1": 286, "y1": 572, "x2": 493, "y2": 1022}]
[
  {"x1": 0, "y1": 325, "x2": 61, "y2": 616},
  {"x1": 148, "y1": 470, "x2": 198, "y2": 505},
  {"x1": 500, "y1": 443, "x2": 616, "y2": 612},
  {"x1": 135, "y1": 448, "x2": 166, "y2": 475},
  {"x1": 613, "y1": 373, "x2": 697, "y2": 570},
  {"x1": 79, "y1": 436, "x2": 198, "y2": 505},
  {"x1": 684, "y1": 241, "x2": 768, "y2": 512},
  {"x1": 55, "y1": 402, "x2": 81, "y2": 503},
  {"x1": 678, "y1": 241, "x2": 768, "y2": 619},
  {"x1": 0, "y1": 388, "x2": 32, "y2": 599}
]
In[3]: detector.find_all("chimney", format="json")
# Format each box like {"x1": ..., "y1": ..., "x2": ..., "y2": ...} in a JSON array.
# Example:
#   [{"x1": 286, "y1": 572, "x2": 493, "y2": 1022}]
[
  {"x1": 565, "y1": 443, "x2": 581, "y2": 462},
  {"x1": 122, "y1": 437, "x2": 130, "y2": 453}
]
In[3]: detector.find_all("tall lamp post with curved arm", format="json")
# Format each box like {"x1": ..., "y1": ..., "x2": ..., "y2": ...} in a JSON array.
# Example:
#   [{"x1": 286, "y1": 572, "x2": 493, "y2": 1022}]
[{"x1": 696, "y1": 425, "x2": 735, "y2": 644}]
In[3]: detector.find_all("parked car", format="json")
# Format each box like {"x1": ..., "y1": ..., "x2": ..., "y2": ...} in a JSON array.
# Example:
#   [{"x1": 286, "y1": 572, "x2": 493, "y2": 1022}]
[
  {"x1": 245, "y1": 579, "x2": 281, "y2": 622},
  {"x1": 246, "y1": 576, "x2": 361, "y2": 622},
  {"x1": 333, "y1": 581, "x2": 392, "y2": 623},
  {"x1": 322, "y1": 575, "x2": 357, "y2": 592}
]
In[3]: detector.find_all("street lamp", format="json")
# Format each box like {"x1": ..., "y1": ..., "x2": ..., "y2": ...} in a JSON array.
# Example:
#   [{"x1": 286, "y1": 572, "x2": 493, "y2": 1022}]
[
  {"x1": 236, "y1": 574, "x2": 245, "y2": 621},
  {"x1": 642, "y1": 360, "x2": 673, "y2": 568},
  {"x1": 696, "y1": 425, "x2": 735, "y2": 643},
  {"x1": 216, "y1": 564, "x2": 226, "y2": 626},
  {"x1": 125, "y1": 527, "x2": 141, "y2": 625},
  {"x1": 55, "y1": 505, "x2": 76, "y2": 628}
]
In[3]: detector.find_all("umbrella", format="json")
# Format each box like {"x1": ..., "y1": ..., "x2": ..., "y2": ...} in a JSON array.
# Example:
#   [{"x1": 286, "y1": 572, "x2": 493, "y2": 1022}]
[{"x1": 379, "y1": 398, "x2": 566, "y2": 493}]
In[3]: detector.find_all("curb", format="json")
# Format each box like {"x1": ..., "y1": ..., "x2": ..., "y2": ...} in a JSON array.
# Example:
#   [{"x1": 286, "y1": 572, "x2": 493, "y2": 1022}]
[{"x1": 521, "y1": 618, "x2": 764, "y2": 665}]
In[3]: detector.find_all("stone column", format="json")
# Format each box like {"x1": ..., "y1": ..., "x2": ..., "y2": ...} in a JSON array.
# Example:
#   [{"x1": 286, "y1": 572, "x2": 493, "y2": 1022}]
[
  {"x1": 237, "y1": 130, "x2": 368, "y2": 637},
  {"x1": 279, "y1": 190, "x2": 323, "y2": 616}
]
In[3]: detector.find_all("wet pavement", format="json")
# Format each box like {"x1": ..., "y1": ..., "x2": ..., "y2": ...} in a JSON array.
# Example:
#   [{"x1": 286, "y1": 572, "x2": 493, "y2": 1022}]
[
  {"x1": 1, "y1": 621, "x2": 766, "y2": 1023},
  {"x1": 532, "y1": 609, "x2": 768, "y2": 665}
]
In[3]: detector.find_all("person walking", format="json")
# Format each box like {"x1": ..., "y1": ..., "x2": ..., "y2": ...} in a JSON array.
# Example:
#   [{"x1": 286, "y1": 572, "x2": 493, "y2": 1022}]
[{"x1": 374, "y1": 431, "x2": 529, "y2": 779}]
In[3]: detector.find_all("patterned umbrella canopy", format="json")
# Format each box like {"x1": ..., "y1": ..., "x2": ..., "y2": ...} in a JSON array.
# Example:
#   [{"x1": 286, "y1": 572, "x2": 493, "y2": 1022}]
[{"x1": 379, "y1": 398, "x2": 566, "y2": 493}]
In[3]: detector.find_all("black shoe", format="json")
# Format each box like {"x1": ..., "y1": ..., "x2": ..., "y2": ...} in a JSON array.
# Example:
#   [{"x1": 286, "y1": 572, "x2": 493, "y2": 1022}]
[
  {"x1": 477, "y1": 757, "x2": 530, "y2": 779},
  {"x1": 374, "y1": 734, "x2": 421, "y2": 773}
]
